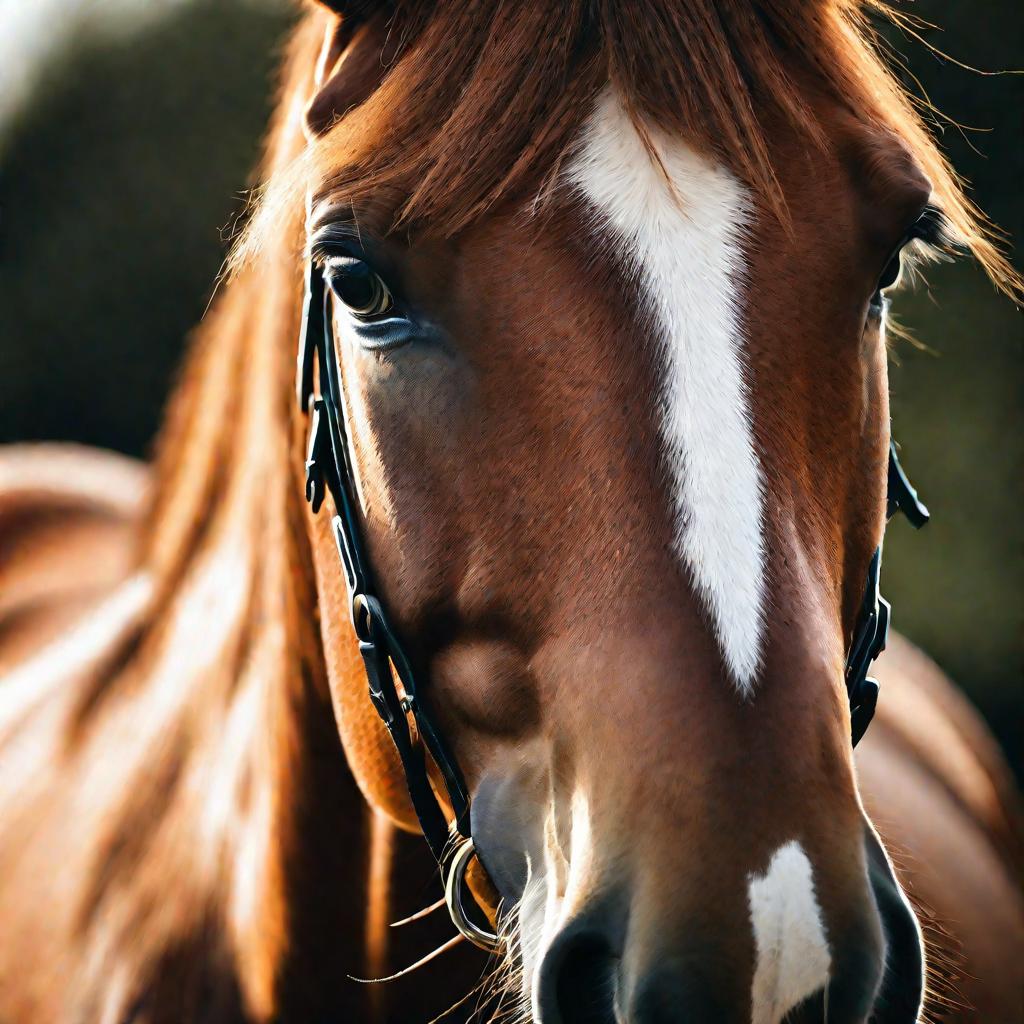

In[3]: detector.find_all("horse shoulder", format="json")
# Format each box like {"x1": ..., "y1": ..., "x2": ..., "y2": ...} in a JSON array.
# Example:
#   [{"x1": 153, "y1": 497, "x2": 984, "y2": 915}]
[{"x1": 856, "y1": 632, "x2": 1024, "y2": 1021}]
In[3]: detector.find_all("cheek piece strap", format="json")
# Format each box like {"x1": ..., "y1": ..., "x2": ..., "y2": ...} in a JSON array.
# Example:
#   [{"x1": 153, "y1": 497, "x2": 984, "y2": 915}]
[
  {"x1": 298, "y1": 260, "x2": 500, "y2": 953},
  {"x1": 845, "y1": 441, "x2": 930, "y2": 747},
  {"x1": 297, "y1": 256, "x2": 928, "y2": 949}
]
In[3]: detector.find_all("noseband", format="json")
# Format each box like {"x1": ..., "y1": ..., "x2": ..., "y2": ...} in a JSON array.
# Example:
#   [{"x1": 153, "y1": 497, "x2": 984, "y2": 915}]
[{"x1": 297, "y1": 258, "x2": 928, "y2": 953}]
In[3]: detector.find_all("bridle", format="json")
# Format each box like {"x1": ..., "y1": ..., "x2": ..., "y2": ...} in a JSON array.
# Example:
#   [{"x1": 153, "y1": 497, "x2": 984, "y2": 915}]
[
  {"x1": 848, "y1": 445, "x2": 929, "y2": 745},
  {"x1": 298, "y1": 258, "x2": 497, "y2": 951},
  {"x1": 297, "y1": 257, "x2": 929, "y2": 954}
]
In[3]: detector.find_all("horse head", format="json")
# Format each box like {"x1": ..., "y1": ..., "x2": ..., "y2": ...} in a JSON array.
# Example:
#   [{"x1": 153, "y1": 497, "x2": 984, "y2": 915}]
[{"x1": 256, "y1": 2, "x2": 1008, "y2": 1020}]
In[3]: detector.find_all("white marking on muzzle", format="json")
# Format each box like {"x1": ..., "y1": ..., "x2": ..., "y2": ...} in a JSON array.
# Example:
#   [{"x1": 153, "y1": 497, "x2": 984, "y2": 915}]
[
  {"x1": 566, "y1": 89, "x2": 766, "y2": 691},
  {"x1": 748, "y1": 841, "x2": 832, "y2": 1024}
]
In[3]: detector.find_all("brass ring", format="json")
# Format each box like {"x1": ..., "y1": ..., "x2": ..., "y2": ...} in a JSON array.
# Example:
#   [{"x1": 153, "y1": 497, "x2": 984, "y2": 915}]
[{"x1": 444, "y1": 838, "x2": 503, "y2": 953}]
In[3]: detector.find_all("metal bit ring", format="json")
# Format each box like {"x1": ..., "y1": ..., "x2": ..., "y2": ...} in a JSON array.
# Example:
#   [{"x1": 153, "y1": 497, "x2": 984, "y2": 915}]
[{"x1": 444, "y1": 839, "x2": 503, "y2": 953}]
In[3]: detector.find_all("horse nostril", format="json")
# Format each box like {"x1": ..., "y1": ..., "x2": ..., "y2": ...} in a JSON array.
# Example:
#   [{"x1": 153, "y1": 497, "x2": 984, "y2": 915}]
[
  {"x1": 537, "y1": 929, "x2": 619, "y2": 1024},
  {"x1": 627, "y1": 964, "x2": 734, "y2": 1024},
  {"x1": 863, "y1": 827, "x2": 925, "y2": 1022}
]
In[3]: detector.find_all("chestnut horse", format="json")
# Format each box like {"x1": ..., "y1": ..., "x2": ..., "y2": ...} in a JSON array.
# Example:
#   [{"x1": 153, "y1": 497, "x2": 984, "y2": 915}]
[{"x1": 0, "y1": 2, "x2": 1021, "y2": 1022}]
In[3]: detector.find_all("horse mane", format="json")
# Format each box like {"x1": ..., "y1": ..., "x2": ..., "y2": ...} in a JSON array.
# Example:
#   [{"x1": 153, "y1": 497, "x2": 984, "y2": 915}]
[
  {"x1": 237, "y1": 0, "x2": 1018, "y2": 297},
  {"x1": 0, "y1": 19, "x2": 362, "y2": 1019}
]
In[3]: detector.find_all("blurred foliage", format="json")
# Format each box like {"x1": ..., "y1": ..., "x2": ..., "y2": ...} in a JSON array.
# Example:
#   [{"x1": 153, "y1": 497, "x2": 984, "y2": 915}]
[
  {"x1": 0, "y1": 1, "x2": 1020, "y2": 767},
  {"x1": 0, "y1": 0, "x2": 296, "y2": 453}
]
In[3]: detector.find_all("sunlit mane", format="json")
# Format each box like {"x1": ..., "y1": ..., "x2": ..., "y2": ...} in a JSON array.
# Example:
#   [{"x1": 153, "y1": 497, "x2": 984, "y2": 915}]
[{"x1": 236, "y1": 0, "x2": 1017, "y2": 298}]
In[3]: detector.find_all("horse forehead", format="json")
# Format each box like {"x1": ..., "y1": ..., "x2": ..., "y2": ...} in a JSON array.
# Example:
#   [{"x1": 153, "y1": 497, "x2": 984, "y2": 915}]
[{"x1": 565, "y1": 89, "x2": 766, "y2": 691}]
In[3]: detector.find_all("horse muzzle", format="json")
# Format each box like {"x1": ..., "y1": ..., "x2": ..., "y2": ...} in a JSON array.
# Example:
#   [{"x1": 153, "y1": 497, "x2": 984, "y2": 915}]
[{"x1": 502, "y1": 824, "x2": 924, "y2": 1024}]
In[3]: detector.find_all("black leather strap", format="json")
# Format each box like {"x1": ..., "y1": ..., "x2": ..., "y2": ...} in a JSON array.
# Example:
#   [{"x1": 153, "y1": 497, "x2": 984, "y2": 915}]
[
  {"x1": 299, "y1": 260, "x2": 470, "y2": 864},
  {"x1": 844, "y1": 443, "x2": 929, "y2": 746},
  {"x1": 887, "y1": 440, "x2": 930, "y2": 527}
]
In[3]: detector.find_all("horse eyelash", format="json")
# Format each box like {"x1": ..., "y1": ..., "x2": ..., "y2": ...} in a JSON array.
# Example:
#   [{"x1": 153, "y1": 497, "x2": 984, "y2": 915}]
[
  {"x1": 890, "y1": 204, "x2": 958, "y2": 290},
  {"x1": 906, "y1": 204, "x2": 958, "y2": 261},
  {"x1": 308, "y1": 223, "x2": 364, "y2": 266},
  {"x1": 910, "y1": 204, "x2": 953, "y2": 249}
]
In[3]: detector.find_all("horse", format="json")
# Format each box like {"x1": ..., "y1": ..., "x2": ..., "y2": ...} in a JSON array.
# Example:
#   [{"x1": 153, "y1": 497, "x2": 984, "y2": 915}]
[{"x1": 0, "y1": 1, "x2": 1021, "y2": 1022}]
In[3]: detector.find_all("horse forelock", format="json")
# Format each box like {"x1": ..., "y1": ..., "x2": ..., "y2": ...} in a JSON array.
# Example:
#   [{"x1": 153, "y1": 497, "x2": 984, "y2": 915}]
[{"x1": 234, "y1": 0, "x2": 1016, "y2": 298}]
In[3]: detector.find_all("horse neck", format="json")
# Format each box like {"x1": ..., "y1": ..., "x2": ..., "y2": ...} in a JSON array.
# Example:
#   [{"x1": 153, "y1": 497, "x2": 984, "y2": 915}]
[{"x1": 135, "y1": 267, "x2": 361, "y2": 1016}]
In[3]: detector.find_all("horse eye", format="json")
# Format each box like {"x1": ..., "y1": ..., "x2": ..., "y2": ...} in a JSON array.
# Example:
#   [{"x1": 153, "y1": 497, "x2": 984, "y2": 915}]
[
  {"x1": 326, "y1": 259, "x2": 394, "y2": 320},
  {"x1": 878, "y1": 251, "x2": 902, "y2": 293}
]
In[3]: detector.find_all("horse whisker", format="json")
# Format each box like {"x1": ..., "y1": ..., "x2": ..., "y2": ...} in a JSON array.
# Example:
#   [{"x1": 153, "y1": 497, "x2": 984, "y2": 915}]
[
  {"x1": 424, "y1": 975, "x2": 492, "y2": 1024},
  {"x1": 347, "y1": 933, "x2": 465, "y2": 984},
  {"x1": 390, "y1": 896, "x2": 446, "y2": 927}
]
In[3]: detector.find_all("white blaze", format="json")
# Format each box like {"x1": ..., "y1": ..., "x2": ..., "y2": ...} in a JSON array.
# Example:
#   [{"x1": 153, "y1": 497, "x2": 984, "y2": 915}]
[
  {"x1": 748, "y1": 841, "x2": 832, "y2": 1023},
  {"x1": 566, "y1": 89, "x2": 766, "y2": 690}
]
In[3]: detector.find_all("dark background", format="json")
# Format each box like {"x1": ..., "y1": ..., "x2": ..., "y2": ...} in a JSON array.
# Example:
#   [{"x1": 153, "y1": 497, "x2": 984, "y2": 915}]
[{"x1": 0, "y1": 2, "x2": 1020, "y2": 771}]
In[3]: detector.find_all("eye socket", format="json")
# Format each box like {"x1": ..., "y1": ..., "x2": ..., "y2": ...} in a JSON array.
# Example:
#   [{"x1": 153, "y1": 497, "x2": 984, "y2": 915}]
[{"x1": 325, "y1": 256, "x2": 394, "y2": 321}]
